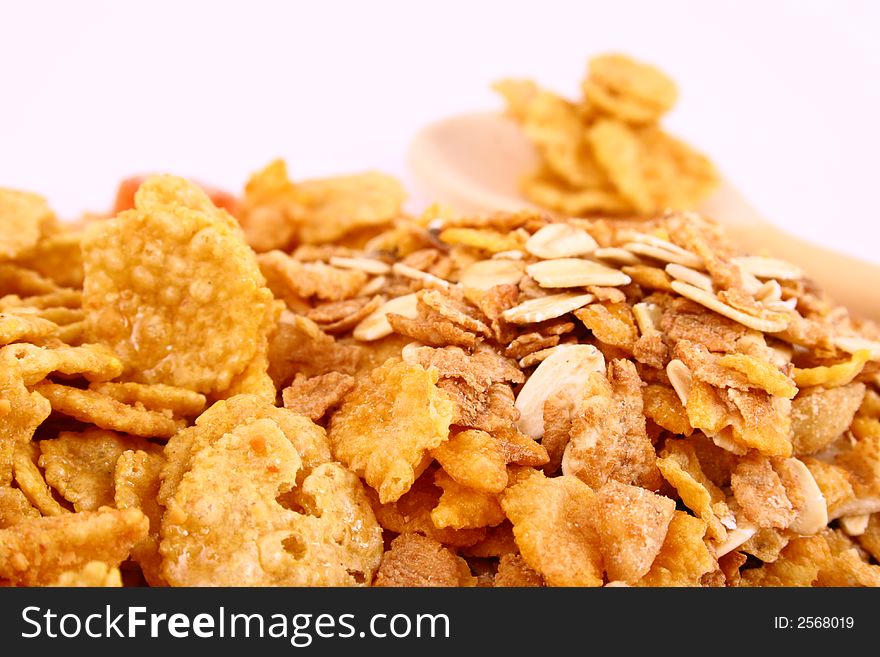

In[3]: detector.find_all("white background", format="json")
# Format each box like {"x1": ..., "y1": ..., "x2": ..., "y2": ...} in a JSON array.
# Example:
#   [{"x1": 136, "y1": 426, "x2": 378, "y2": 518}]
[{"x1": 1, "y1": 0, "x2": 878, "y2": 263}]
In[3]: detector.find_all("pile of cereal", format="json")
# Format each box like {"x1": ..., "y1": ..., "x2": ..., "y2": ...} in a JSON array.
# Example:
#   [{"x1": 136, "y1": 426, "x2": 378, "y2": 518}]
[
  {"x1": 495, "y1": 53, "x2": 718, "y2": 217},
  {"x1": 1, "y1": 162, "x2": 879, "y2": 587}
]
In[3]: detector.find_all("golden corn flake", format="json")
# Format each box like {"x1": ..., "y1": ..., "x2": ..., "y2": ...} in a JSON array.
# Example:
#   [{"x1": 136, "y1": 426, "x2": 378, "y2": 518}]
[
  {"x1": 0, "y1": 312, "x2": 58, "y2": 346},
  {"x1": 14, "y1": 441, "x2": 67, "y2": 516},
  {"x1": 33, "y1": 382, "x2": 182, "y2": 439},
  {"x1": 39, "y1": 429, "x2": 159, "y2": 512},
  {"x1": 588, "y1": 119, "x2": 652, "y2": 214},
  {"x1": 575, "y1": 302, "x2": 638, "y2": 351},
  {"x1": 643, "y1": 384, "x2": 692, "y2": 436},
  {"x1": 500, "y1": 471, "x2": 604, "y2": 587},
  {"x1": 494, "y1": 553, "x2": 545, "y2": 587},
  {"x1": 0, "y1": 507, "x2": 148, "y2": 586},
  {"x1": 741, "y1": 535, "x2": 829, "y2": 587},
  {"x1": 656, "y1": 439, "x2": 728, "y2": 541},
  {"x1": 730, "y1": 453, "x2": 795, "y2": 530},
  {"x1": 88, "y1": 381, "x2": 207, "y2": 417},
  {"x1": 637, "y1": 511, "x2": 715, "y2": 587},
  {"x1": 430, "y1": 469, "x2": 505, "y2": 530},
  {"x1": 718, "y1": 352, "x2": 797, "y2": 399},
  {"x1": 294, "y1": 171, "x2": 406, "y2": 244},
  {"x1": 161, "y1": 419, "x2": 382, "y2": 586},
  {"x1": 0, "y1": 188, "x2": 56, "y2": 259},
  {"x1": 727, "y1": 388, "x2": 793, "y2": 457},
  {"x1": 12, "y1": 231, "x2": 84, "y2": 289},
  {"x1": 49, "y1": 561, "x2": 122, "y2": 587},
  {"x1": 791, "y1": 383, "x2": 865, "y2": 455},
  {"x1": 857, "y1": 514, "x2": 880, "y2": 562},
  {"x1": 564, "y1": 359, "x2": 661, "y2": 491},
  {"x1": 593, "y1": 481, "x2": 676, "y2": 583},
  {"x1": 373, "y1": 533, "x2": 475, "y2": 587},
  {"x1": 431, "y1": 429, "x2": 508, "y2": 494},
  {"x1": 583, "y1": 53, "x2": 677, "y2": 125},
  {"x1": 793, "y1": 349, "x2": 870, "y2": 388},
  {"x1": 328, "y1": 359, "x2": 454, "y2": 503},
  {"x1": 0, "y1": 360, "x2": 51, "y2": 486},
  {"x1": 114, "y1": 449, "x2": 166, "y2": 586},
  {"x1": 160, "y1": 394, "x2": 332, "y2": 505},
  {"x1": 802, "y1": 457, "x2": 855, "y2": 519},
  {"x1": 0, "y1": 487, "x2": 40, "y2": 528},
  {"x1": 1, "y1": 342, "x2": 122, "y2": 386},
  {"x1": 82, "y1": 175, "x2": 275, "y2": 395}
]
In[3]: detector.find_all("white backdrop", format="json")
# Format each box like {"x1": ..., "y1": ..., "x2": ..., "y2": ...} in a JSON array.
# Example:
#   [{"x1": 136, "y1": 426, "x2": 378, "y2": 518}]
[{"x1": 1, "y1": 0, "x2": 878, "y2": 263}]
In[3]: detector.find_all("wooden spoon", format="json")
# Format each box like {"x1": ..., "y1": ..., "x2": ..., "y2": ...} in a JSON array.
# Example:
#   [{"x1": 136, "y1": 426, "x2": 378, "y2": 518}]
[{"x1": 408, "y1": 111, "x2": 880, "y2": 322}]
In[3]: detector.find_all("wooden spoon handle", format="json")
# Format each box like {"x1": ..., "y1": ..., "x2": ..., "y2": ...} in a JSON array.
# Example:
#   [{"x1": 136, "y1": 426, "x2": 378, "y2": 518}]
[{"x1": 700, "y1": 181, "x2": 880, "y2": 323}]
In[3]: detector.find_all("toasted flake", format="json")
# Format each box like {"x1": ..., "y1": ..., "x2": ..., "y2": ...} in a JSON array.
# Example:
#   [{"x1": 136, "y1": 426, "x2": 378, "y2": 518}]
[
  {"x1": 637, "y1": 511, "x2": 715, "y2": 587},
  {"x1": 431, "y1": 429, "x2": 508, "y2": 494},
  {"x1": 502, "y1": 292, "x2": 594, "y2": 325},
  {"x1": 791, "y1": 384, "x2": 865, "y2": 455},
  {"x1": 82, "y1": 176, "x2": 275, "y2": 395},
  {"x1": 501, "y1": 472, "x2": 604, "y2": 587},
  {"x1": 793, "y1": 350, "x2": 870, "y2": 388},
  {"x1": 431, "y1": 469, "x2": 505, "y2": 530},
  {"x1": 87, "y1": 382, "x2": 207, "y2": 417},
  {"x1": 0, "y1": 508, "x2": 148, "y2": 586},
  {"x1": 14, "y1": 442, "x2": 68, "y2": 516},
  {"x1": 514, "y1": 344, "x2": 605, "y2": 439},
  {"x1": 373, "y1": 533, "x2": 475, "y2": 587},
  {"x1": 2, "y1": 342, "x2": 123, "y2": 386},
  {"x1": 49, "y1": 561, "x2": 122, "y2": 587},
  {"x1": 719, "y1": 353, "x2": 797, "y2": 399},
  {"x1": 33, "y1": 382, "x2": 182, "y2": 439},
  {"x1": 731, "y1": 454, "x2": 796, "y2": 530},
  {"x1": 282, "y1": 372, "x2": 355, "y2": 421},
  {"x1": 527, "y1": 258, "x2": 631, "y2": 288},
  {"x1": 525, "y1": 223, "x2": 598, "y2": 259},
  {"x1": 594, "y1": 481, "x2": 676, "y2": 583},
  {"x1": 353, "y1": 293, "x2": 419, "y2": 341},
  {"x1": 0, "y1": 189, "x2": 55, "y2": 259},
  {"x1": 161, "y1": 419, "x2": 382, "y2": 586},
  {"x1": 0, "y1": 360, "x2": 51, "y2": 486},
  {"x1": 328, "y1": 360, "x2": 454, "y2": 503},
  {"x1": 39, "y1": 429, "x2": 158, "y2": 512}
]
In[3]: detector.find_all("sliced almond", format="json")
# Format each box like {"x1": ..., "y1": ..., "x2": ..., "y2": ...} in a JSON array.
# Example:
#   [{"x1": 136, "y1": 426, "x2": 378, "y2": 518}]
[
  {"x1": 785, "y1": 457, "x2": 828, "y2": 536},
  {"x1": 731, "y1": 255, "x2": 804, "y2": 281},
  {"x1": 352, "y1": 293, "x2": 419, "y2": 341},
  {"x1": 491, "y1": 250, "x2": 525, "y2": 260},
  {"x1": 514, "y1": 344, "x2": 606, "y2": 439},
  {"x1": 603, "y1": 581, "x2": 631, "y2": 588},
  {"x1": 839, "y1": 514, "x2": 870, "y2": 537},
  {"x1": 754, "y1": 279, "x2": 783, "y2": 303},
  {"x1": 392, "y1": 262, "x2": 451, "y2": 290},
  {"x1": 359, "y1": 275, "x2": 387, "y2": 297},
  {"x1": 623, "y1": 234, "x2": 703, "y2": 269},
  {"x1": 714, "y1": 523, "x2": 757, "y2": 557},
  {"x1": 459, "y1": 259, "x2": 525, "y2": 291},
  {"x1": 835, "y1": 335, "x2": 880, "y2": 361},
  {"x1": 671, "y1": 280, "x2": 789, "y2": 333},
  {"x1": 593, "y1": 247, "x2": 642, "y2": 265},
  {"x1": 709, "y1": 428, "x2": 748, "y2": 455},
  {"x1": 632, "y1": 302, "x2": 662, "y2": 334},
  {"x1": 666, "y1": 359, "x2": 692, "y2": 406},
  {"x1": 526, "y1": 258, "x2": 631, "y2": 289},
  {"x1": 329, "y1": 256, "x2": 391, "y2": 275},
  {"x1": 665, "y1": 263, "x2": 713, "y2": 292},
  {"x1": 501, "y1": 292, "x2": 594, "y2": 325},
  {"x1": 525, "y1": 223, "x2": 598, "y2": 259},
  {"x1": 830, "y1": 496, "x2": 880, "y2": 520}
]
